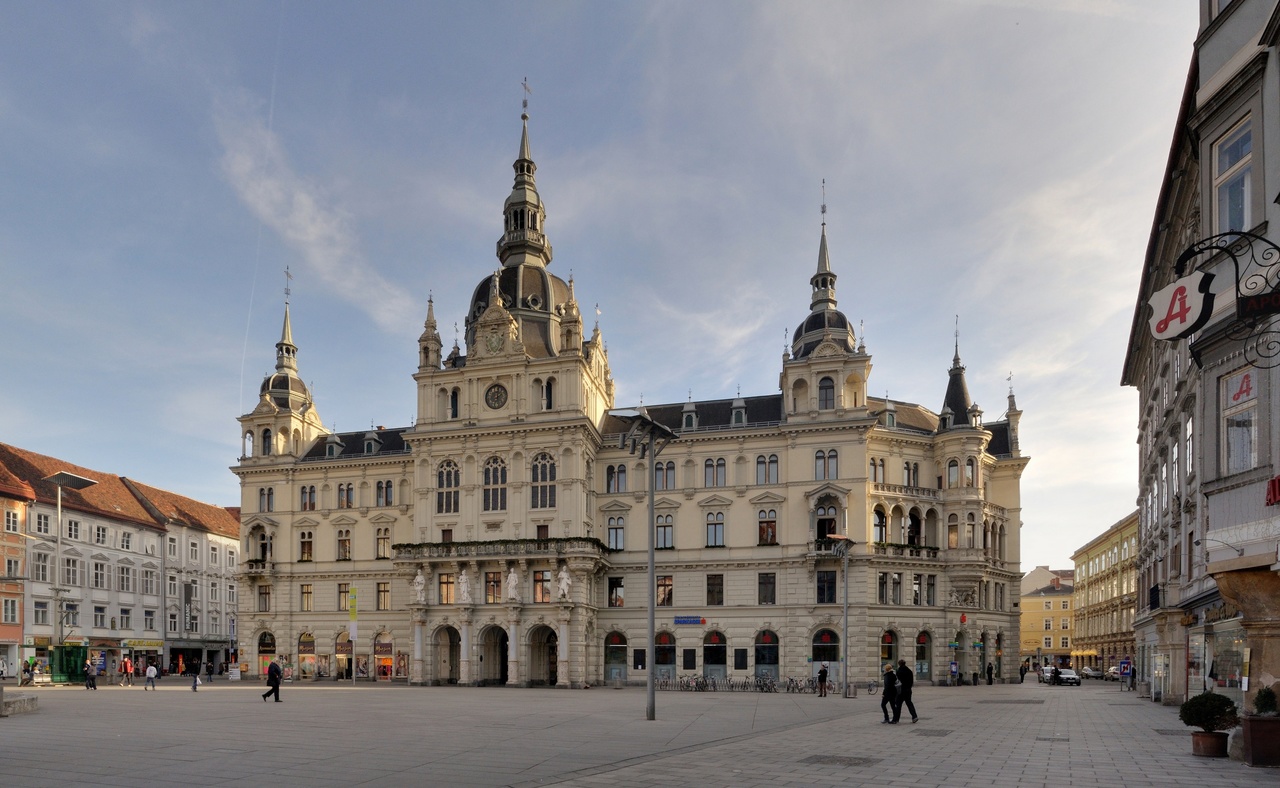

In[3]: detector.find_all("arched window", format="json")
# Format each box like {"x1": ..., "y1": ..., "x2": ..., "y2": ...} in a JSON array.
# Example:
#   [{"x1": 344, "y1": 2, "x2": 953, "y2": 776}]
[
  {"x1": 607, "y1": 517, "x2": 625, "y2": 550},
  {"x1": 483, "y1": 457, "x2": 508, "y2": 512},
  {"x1": 606, "y1": 465, "x2": 627, "y2": 494},
  {"x1": 704, "y1": 458, "x2": 725, "y2": 487},
  {"x1": 873, "y1": 509, "x2": 887, "y2": 542},
  {"x1": 758, "y1": 509, "x2": 777, "y2": 545},
  {"x1": 947, "y1": 460, "x2": 960, "y2": 488},
  {"x1": 880, "y1": 630, "x2": 898, "y2": 664},
  {"x1": 244, "y1": 432, "x2": 254, "y2": 458},
  {"x1": 869, "y1": 458, "x2": 879, "y2": 483},
  {"x1": 966, "y1": 513, "x2": 976, "y2": 548},
  {"x1": 816, "y1": 450, "x2": 838, "y2": 480},
  {"x1": 914, "y1": 631, "x2": 932, "y2": 679},
  {"x1": 816, "y1": 503, "x2": 837, "y2": 541},
  {"x1": 654, "y1": 461, "x2": 675, "y2": 491},
  {"x1": 437, "y1": 460, "x2": 460, "y2": 514},
  {"x1": 965, "y1": 458, "x2": 976, "y2": 486},
  {"x1": 376, "y1": 481, "x2": 386, "y2": 507},
  {"x1": 384, "y1": 480, "x2": 393, "y2": 507},
  {"x1": 298, "y1": 531, "x2": 313, "y2": 562},
  {"x1": 299, "y1": 487, "x2": 308, "y2": 511},
  {"x1": 266, "y1": 488, "x2": 274, "y2": 512},
  {"x1": 655, "y1": 514, "x2": 673, "y2": 549},
  {"x1": 336, "y1": 529, "x2": 351, "y2": 560},
  {"x1": 818, "y1": 377, "x2": 835, "y2": 410},
  {"x1": 530, "y1": 453, "x2": 557, "y2": 509},
  {"x1": 947, "y1": 514, "x2": 959, "y2": 549},
  {"x1": 258, "y1": 631, "x2": 276, "y2": 654},
  {"x1": 261, "y1": 429, "x2": 272, "y2": 456},
  {"x1": 543, "y1": 378, "x2": 554, "y2": 410},
  {"x1": 706, "y1": 512, "x2": 725, "y2": 547},
  {"x1": 258, "y1": 488, "x2": 267, "y2": 512},
  {"x1": 756, "y1": 455, "x2": 767, "y2": 485},
  {"x1": 812, "y1": 628, "x2": 839, "y2": 663},
  {"x1": 449, "y1": 388, "x2": 459, "y2": 419}
]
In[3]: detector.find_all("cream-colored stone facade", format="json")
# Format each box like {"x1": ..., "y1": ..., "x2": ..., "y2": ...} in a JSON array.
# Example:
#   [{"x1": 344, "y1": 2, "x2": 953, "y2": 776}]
[
  {"x1": 1070, "y1": 511, "x2": 1137, "y2": 672},
  {"x1": 1019, "y1": 567, "x2": 1073, "y2": 671},
  {"x1": 233, "y1": 113, "x2": 1029, "y2": 688}
]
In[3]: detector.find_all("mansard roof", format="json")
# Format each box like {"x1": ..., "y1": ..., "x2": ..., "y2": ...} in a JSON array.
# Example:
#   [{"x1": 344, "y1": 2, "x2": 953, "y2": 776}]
[{"x1": 300, "y1": 428, "x2": 409, "y2": 461}]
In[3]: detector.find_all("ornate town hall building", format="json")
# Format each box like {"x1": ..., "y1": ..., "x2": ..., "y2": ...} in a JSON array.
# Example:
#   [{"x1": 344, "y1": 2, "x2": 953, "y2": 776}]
[{"x1": 233, "y1": 113, "x2": 1028, "y2": 688}]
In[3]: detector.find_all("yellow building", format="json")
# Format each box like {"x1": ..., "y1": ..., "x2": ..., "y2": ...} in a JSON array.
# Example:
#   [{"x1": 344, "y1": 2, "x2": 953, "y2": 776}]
[
  {"x1": 1019, "y1": 566, "x2": 1073, "y2": 672},
  {"x1": 1071, "y1": 511, "x2": 1137, "y2": 673}
]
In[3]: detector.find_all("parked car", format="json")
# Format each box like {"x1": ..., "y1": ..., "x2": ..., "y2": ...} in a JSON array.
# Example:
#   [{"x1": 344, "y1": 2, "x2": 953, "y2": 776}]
[
  {"x1": 1105, "y1": 666, "x2": 1121, "y2": 681},
  {"x1": 1038, "y1": 665, "x2": 1053, "y2": 683},
  {"x1": 1080, "y1": 667, "x2": 1104, "y2": 679},
  {"x1": 1057, "y1": 668, "x2": 1081, "y2": 686}
]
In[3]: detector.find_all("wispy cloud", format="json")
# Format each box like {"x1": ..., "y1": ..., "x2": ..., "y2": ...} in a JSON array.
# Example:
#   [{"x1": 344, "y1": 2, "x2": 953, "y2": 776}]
[{"x1": 213, "y1": 92, "x2": 417, "y2": 334}]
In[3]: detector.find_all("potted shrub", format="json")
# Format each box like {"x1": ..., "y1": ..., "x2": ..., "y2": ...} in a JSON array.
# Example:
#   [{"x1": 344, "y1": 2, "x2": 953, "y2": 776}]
[
  {"x1": 1243, "y1": 685, "x2": 1280, "y2": 767},
  {"x1": 1179, "y1": 691, "x2": 1239, "y2": 757}
]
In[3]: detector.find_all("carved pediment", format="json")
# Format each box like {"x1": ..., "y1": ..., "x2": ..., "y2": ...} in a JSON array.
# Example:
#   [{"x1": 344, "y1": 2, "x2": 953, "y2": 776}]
[
  {"x1": 330, "y1": 514, "x2": 359, "y2": 526},
  {"x1": 749, "y1": 491, "x2": 787, "y2": 506},
  {"x1": 697, "y1": 493, "x2": 734, "y2": 508},
  {"x1": 368, "y1": 512, "x2": 398, "y2": 525},
  {"x1": 653, "y1": 497, "x2": 682, "y2": 511},
  {"x1": 600, "y1": 500, "x2": 632, "y2": 513},
  {"x1": 294, "y1": 516, "x2": 321, "y2": 528}
]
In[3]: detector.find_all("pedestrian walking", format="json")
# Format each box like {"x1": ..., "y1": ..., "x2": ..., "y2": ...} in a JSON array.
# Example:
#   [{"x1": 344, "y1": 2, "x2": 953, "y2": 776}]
[
  {"x1": 191, "y1": 667, "x2": 200, "y2": 692},
  {"x1": 121, "y1": 656, "x2": 133, "y2": 686},
  {"x1": 880, "y1": 663, "x2": 899, "y2": 723},
  {"x1": 262, "y1": 658, "x2": 282, "y2": 702},
  {"x1": 817, "y1": 662, "x2": 829, "y2": 698},
  {"x1": 85, "y1": 660, "x2": 98, "y2": 690},
  {"x1": 206, "y1": 660, "x2": 214, "y2": 684},
  {"x1": 144, "y1": 663, "x2": 157, "y2": 691},
  {"x1": 1018, "y1": 663, "x2": 1026, "y2": 683},
  {"x1": 894, "y1": 659, "x2": 918, "y2": 723},
  {"x1": 986, "y1": 662, "x2": 994, "y2": 685}
]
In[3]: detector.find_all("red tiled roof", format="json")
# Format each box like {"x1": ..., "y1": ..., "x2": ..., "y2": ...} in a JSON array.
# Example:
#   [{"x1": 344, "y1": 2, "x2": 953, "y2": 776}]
[
  {"x1": 0, "y1": 443, "x2": 161, "y2": 531},
  {"x1": 0, "y1": 453, "x2": 36, "y2": 502},
  {"x1": 123, "y1": 478, "x2": 240, "y2": 539}
]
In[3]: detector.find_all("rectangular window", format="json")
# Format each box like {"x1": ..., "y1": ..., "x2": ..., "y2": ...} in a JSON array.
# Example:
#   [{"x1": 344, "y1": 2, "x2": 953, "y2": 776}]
[
  {"x1": 63, "y1": 558, "x2": 79, "y2": 586},
  {"x1": 1222, "y1": 367, "x2": 1257, "y2": 475},
  {"x1": 891, "y1": 573, "x2": 902, "y2": 605},
  {"x1": 656, "y1": 516, "x2": 673, "y2": 549},
  {"x1": 117, "y1": 566, "x2": 133, "y2": 593},
  {"x1": 1044, "y1": 601, "x2": 1051, "y2": 610},
  {"x1": 1, "y1": 597, "x2": 16, "y2": 624},
  {"x1": 5, "y1": 557, "x2": 18, "y2": 577},
  {"x1": 485, "y1": 572, "x2": 501, "y2": 604},
  {"x1": 1061, "y1": 600, "x2": 1069, "y2": 610},
  {"x1": 167, "y1": 575, "x2": 178, "y2": 597},
  {"x1": 95, "y1": 524, "x2": 108, "y2": 545},
  {"x1": 377, "y1": 582, "x2": 390, "y2": 611},
  {"x1": 441, "y1": 529, "x2": 453, "y2": 544},
  {"x1": 816, "y1": 570, "x2": 836, "y2": 604},
  {"x1": 534, "y1": 570, "x2": 551, "y2": 603},
  {"x1": 437, "y1": 575, "x2": 454, "y2": 605},
  {"x1": 228, "y1": 583, "x2": 237, "y2": 605},
  {"x1": 119, "y1": 608, "x2": 132, "y2": 630},
  {"x1": 337, "y1": 531, "x2": 352, "y2": 560},
  {"x1": 656, "y1": 575, "x2": 673, "y2": 607},
  {"x1": 34, "y1": 600, "x2": 49, "y2": 625},
  {"x1": 608, "y1": 519, "x2": 625, "y2": 550},
  {"x1": 1044, "y1": 619, "x2": 1052, "y2": 631},
  {"x1": 64, "y1": 603, "x2": 79, "y2": 627},
  {"x1": 3, "y1": 510, "x2": 15, "y2": 532},
  {"x1": 144, "y1": 609, "x2": 155, "y2": 630},
  {"x1": 120, "y1": 532, "x2": 131, "y2": 551},
  {"x1": 92, "y1": 561, "x2": 106, "y2": 589},
  {"x1": 1043, "y1": 636, "x2": 1052, "y2": 649},
  {"x1": 168, "y1": 536, "x2": 177, "y2": 557},
  {"x1": 912, "y1": 574, "x2": 922, "y2": 606},
  {"x1": 706, "y1": 574, "x2": 724, "y2": 606},
  {"x1": 608, "y1": 577, "x2": 624, "y2": 608},
  {"x1": 228, "y1": 550, "x2": 236, "y2": 567},
  {"x1": 1061, "y1": 618, "x2": 1070, "y2": 630},
  {"x1": 299, "y1": 532, "x2": 314, "y2": 562},
  {"x1": 210, "y1": 546, "x2": 218, "y2": 565},
  {"x1": 66, "y1": 519, "x2": 80, "y2": 540},
  {"x1": 338, "y1": 582, "x2": 350, "y2": 611},
  {"x1": 258, "y1": 584, "x2": 271, "y2": 613},
  {"x1": 300, "y1": 583, "x2": 313, "y2": 612},
  {"x1": 1060, "y1": 636, "x2": 1070, "y2": 649},
  {"x1": 376, "y1": 529, "x2": 391, "y2": 559},
  {"x1": 168, "y1": 612, "x2": 178, "y2": 633},
  {"x1": 757, "y1": 511, "x2": 777, "y2": 545},
  {"x1": 209, "y1": 580, "x2": 218, "y2": 602},
  {"x1": 36, "y1": 513, "x2": 50, "y2": 534},
  {"x1": 94, "y1": 606, "x2": 106, "y2": 628},
  {"x1": 142, "y1": 570, "x2": 156, "y2": 595},
  {"x1": 33, "y1": 553, "x2": 48, "y2": 582},
  {"x1": 878, "y1": 572, "x2": 888, "y2": 604},
  {"x1": 706, "y1": 513, "x2": 724, "y2": 547},
  {"x1": 1214, "y1": 118, "x2": 1252, "y2": 234},
  {"x1": 758, "y1": 572, "x2": 776, "y2": 605}
]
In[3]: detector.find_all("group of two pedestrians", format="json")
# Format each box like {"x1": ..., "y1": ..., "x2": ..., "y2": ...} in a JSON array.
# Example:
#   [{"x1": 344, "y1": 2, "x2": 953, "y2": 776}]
[{"x1": 879, "y1": 659, "x2": 918, "y2": 724}]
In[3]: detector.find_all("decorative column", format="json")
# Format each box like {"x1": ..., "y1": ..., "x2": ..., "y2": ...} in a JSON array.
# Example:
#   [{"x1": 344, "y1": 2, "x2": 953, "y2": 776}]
[
  {"x1": 557, "y1": 604, "x2": 572, "y2": 688},
  {"x1": 459, "y1": 613, "x2": 473, "y2": 686},
  {"x1": 411, "y1": 609, "x2": 426, "y2": 685},
  {"x1": 506, "y1": 607, "x2": 522, "y2": 687}
]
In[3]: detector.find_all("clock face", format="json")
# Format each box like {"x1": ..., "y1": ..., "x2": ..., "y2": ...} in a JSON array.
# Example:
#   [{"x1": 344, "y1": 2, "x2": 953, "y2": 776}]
[{"x1": 485, "y1": 384, "x2": 508, "y2": 409}]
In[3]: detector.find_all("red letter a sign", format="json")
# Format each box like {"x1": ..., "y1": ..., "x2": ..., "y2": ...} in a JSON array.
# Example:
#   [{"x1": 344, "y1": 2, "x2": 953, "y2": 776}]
[{"x1": 1148, "y1": 270, "x2": 1215, "y2": 341}]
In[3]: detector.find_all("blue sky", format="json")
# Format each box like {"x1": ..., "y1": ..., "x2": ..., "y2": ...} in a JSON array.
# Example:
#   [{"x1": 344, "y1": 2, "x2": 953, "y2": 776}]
[{"x1": 0, "y1": 1, "x2": 1197, "y2": 569}]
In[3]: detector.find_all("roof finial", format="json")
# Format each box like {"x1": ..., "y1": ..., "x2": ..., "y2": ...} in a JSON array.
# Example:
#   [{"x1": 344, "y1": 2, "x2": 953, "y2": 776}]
[
  {"x1": 522, "y1": 76, "x2": 531, "y2": 113},
  {"x1": 1007, "y1": 371, "x2": 1014, "y2": 395},
  {"x1": 821, "y1": 178, "x2": 827, "y2": 227},
  {"x1": 284, "y1": 265, "x2": 293, "y2": 305},
  {"x1": 954, "y1": 315, "x2": 961, "y2": 364}
]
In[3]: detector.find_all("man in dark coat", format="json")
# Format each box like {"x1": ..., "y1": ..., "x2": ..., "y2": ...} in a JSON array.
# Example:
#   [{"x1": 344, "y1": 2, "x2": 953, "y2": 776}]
[
  {"x1": 817, "y1": 662, "x2": 829, "y2": 698},
  {"x1": 880, "y1": 663, "x2": 899, "y2": 723},
  {"x1": 894, "y1": 659, "x2": 918, "y2": 723},
  {"x1": 262, "y1": 659, "x2": 283, "y2": 702}
]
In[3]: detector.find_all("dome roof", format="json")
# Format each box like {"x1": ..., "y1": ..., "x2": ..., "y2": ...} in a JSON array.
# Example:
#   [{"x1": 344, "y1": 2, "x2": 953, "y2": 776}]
[
  {"x1": 259, "y1": 372, "x2": 310, "y2": 409},
  {"x1": 791, "y1": 308, "x2": 856, "y2": 359},
  {"x1": 469, "y1": 265, "x2": 570, "y2": 320}
]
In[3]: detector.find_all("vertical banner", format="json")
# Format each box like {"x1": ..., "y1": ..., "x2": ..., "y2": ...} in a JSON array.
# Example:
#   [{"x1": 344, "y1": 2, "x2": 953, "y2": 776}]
[{"x1": 184, "y1": 583, "x2": 194, "y2": 632}]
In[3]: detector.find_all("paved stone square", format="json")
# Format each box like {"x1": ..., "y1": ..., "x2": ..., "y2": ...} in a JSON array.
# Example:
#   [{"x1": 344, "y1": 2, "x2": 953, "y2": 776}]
[{"x1": 0, "y1": 677, "x2": 1274, "y2": 786}]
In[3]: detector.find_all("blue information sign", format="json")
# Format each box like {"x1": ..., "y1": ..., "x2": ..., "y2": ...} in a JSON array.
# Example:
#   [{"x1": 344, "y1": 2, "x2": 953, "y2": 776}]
[{"x1": 673, "y1": 616, "x2": 706, "y2": 625}]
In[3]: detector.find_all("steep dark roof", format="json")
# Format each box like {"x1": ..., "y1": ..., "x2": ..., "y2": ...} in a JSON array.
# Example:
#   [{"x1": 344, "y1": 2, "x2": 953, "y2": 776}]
[
  {"x1": 301, "y1": 428, "x2": 410, "y2": 460},
  {"x1": 941, "y1": 363, "x2": 972, "y2": 424}
]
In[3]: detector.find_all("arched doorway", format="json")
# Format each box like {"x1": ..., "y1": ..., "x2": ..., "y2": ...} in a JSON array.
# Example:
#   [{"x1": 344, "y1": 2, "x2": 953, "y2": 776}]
[
  {"x1": 434, "y1": 626, "x2": 460, "y2": 685},
  {"x1": 880, "y1": 631, "x2": 898, "y2": 667},
  {"x1": 703, "y1": 631, "x2": 727, "y2": 680},
  {"x1": 954, "y1": 629, "x2": 967, "y2": 684},
  {"x1": 335, "y1": 631, "x2": 352, "y2": 679},
  {"x1": 811, "y1": 629, "x2": 839, "y2": 677},
  {"x1": 754, "y1": 630, "x2": 779, "y2": 680},
  {"x1": 654, "y1": 632, "x2": 676, "y2": 682},
  {"x1": 528, "y1": 625, "x2": 558, "y2": 686},
  {"x1": 479, "y1": 626, "x2": 508, "y2": 686},
  {"x1": 297, "y1": 633, "x2": 316, "y2": 679},
  {"x1": 374, "y1": 632, "x2": 394, "y2": 681},
  {"x1": 257, "y1": 632, "x2": 276, "y2": 676},
  {"x1": 604, "y1": 632, "x2": 627, "y2": 682},
  {"x1": 914, "y1": 631, "x2": 932, "y2": 681}
]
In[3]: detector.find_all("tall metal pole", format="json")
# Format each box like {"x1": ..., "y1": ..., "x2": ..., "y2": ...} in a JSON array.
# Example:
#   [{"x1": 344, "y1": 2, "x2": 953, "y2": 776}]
[
  {"x1": 54, "y1": 484, "x2": 63, "y2": 649},
  {"x1": 842, "y1": 545, "x2": 849, "y2": 697},
  {"x1": 646, "y1": 430, "x2": 656, "y2": 721}
]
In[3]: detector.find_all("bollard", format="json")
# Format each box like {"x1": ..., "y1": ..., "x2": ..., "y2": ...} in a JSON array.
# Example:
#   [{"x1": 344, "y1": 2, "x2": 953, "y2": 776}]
[{"x1": 0, "y1": 683, "x2": 6, "y2": 717}]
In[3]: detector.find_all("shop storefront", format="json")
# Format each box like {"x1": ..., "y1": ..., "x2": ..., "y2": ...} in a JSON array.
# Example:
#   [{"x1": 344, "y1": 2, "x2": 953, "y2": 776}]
[
  {"x1": 335, "y1": 632, "x2": 352, "y2": 679},
  {"x1": 374, "y1": 634, "x2": 393, "y2": 681},
  {"x1": 297, "y1": 633, "x2": 316, "y2": 679},
  {"x1": 122, "y1": 639, "x2": 164, "y2": 676}
]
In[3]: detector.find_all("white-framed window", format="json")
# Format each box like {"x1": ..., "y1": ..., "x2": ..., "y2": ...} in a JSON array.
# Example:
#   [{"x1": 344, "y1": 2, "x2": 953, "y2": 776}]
[
  {"x1": 143, "y1": 570, "x2": 157, "y2": 595},
  {"x1": 1043, "y1": 636, "x2": 1052, "y2": 649},
  {"x1": 167, "y1": 575, "x2": 178, "y2": 597},
  {"x1": 2, "y1": 597, "x2": 16, "y2": 624},
  {"x1": 92, "y1": 561, "x2": 107, "y2": 590},
  {"x1": 4, "y1": 510, "x2": 17, "y2": 533},
  {"x1": 1060, "y1": 636, "x2": 1070, "y2": 649},
  {"x1": 1213, "y1": 117, "x2": 1252, "y2": 234},
  {"x1": 94, "y1": 606, "x2": 106, "y2": 628},
  {"x1": 168, "y1": 612, "x2": 178, "y2": 633},
  {"x1": 210, "y1": 545, "x2": 218, "y2": 565},
  {"x1": 66, "y1": 519, "x2": 80, "y2": 540},
  {"x1": 228, "y1": 550, "x2": 236, "y2": 567},
  {"x1": 34, "y1": 600, "x2": 49, "y2": 625},
  {"x1": 1222, "y1": 367, "x2": 1257, "y2": 475},
  {"x1": 95, "y1": 524, "x2": 108, "y2": 545},
  {"x1": 144, "y1": 609, "x2": 155, "y2": 630},
  {"x1": 64, "y1": 603, "x2": 79, "y2": 627},
  {"x1": 228, "y1": 583, "x2": 237, "y2": 605},
  {"x1": 31, "y1": 552, "x2": 50, "y2": 582},
  {"x1": 120, "y1": 532, "x2": 132, "y2": 551},
  {"x1": 6, "y1": 557, "x2": 18, "y2": 577},
  {"x1": 189, "y1": 541, "x2": 199, "y2": 562},
  {"x1": 63, "y1": 558, "x2": 80, "y2": 586},
  {"x1": 209, "y1": 580, "x2": 218, "y2": 602},
  {"x1": 607, "y1": 517, "x2": 625, "y2": 550},
  {"x1": 35, "y1": 513, "x2": 50, "y2": 534},
  {"x1": 705, "y1": 512, "x2": 725, "y2": 547},
  {"x1": 117, "y1": 565, "x2": 133, "y2": 593},
  {"x1": 119, "y1": 608, "x2": 132, "y2": 629},
  {"x1": 655, "y1": 514, "x2": 674, "y2": 549},
  {"x1": 167, "y1": 537, "x2": 177, "y2": 558}
]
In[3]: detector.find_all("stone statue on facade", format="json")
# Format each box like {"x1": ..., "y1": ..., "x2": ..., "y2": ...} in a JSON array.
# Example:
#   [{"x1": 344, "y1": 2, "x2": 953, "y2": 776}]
[
  {"x1": 557, "y1": 565, "x2": 572, "y2": 601},
  {"x1": 459, "y1": 568, "x2": 472, "y2": 605},
  {"x1": 412, "y1": 568, "x2": 426, "y2": 604},
  {"x1": 506, "y1": 566, "x2": 520, "y2": 602}
]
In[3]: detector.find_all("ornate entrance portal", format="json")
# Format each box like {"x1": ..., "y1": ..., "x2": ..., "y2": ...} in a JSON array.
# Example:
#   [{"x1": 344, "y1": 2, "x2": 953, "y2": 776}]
[
  {"x1": 479, "y1": 626, "x2": 508, "y2": 685},
  {"x1": 529, "y1": 625, "x2": 557, "y2": 686}
]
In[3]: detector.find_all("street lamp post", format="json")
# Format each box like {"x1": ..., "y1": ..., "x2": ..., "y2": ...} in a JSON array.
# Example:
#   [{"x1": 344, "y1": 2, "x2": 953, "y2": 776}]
[
  {"x1": 43, "y1": 471, "x2": 97, "y2": 681},
  {"x1": 609, "y1": 407, "x2": 676, "y2": 721},
  {"x1": 827, "y1": 533, "x2": 855, "y2": 698}
]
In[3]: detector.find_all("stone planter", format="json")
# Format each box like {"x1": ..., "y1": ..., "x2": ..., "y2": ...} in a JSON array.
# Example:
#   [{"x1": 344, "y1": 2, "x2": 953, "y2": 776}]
[
  {"x1": 1242, "y1": 715, "x2": 1280, "y2": 767},
  {"x1": 1191, "y1": 731, "x2": 1229, "y2": 757}
]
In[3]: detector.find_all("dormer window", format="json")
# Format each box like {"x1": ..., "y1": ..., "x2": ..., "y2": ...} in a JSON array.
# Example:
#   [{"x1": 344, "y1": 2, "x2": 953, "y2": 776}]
[
  {"x1": 365, "y1": 441, "x2": 374, "y2": 453},
  {"x1": 326, "y1": 444, "x2": 336, "y2": 458}
]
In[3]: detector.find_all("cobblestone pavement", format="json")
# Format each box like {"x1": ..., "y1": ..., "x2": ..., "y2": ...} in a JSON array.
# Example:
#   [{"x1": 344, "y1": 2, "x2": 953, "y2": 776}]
[{"x1": 0, "y1": 676, "x2": 1274, "y2": 786}]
